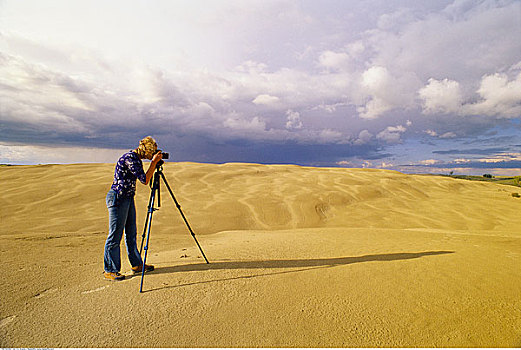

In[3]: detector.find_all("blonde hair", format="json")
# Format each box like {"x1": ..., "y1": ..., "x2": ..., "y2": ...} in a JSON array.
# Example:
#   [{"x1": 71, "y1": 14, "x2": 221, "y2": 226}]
[{"x1": 134, "y1": 136, "x2": 157, "y2": 159}]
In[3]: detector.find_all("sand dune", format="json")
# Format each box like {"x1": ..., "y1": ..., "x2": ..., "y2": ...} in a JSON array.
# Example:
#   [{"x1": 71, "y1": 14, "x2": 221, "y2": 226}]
[{"x1": 1, "y1": 162, "x2": 520, "y2": 347}]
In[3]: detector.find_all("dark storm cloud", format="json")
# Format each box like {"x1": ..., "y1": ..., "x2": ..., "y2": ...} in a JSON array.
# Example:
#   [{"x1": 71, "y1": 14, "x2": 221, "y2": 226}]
[{"x1": 162, "y1": 137, "x2": 385, "y2": 166}]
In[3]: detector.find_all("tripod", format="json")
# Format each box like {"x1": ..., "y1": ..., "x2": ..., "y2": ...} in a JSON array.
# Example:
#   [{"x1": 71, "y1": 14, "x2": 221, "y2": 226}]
[{"x1": 138, "y1": 161, "x2": 209, "y2": 293}]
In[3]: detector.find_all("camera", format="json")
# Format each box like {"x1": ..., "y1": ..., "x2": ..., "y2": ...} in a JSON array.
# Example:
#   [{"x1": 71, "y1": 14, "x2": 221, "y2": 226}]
[{"x1": 156, "y1": 149, "x2": 169, "y2": 159}]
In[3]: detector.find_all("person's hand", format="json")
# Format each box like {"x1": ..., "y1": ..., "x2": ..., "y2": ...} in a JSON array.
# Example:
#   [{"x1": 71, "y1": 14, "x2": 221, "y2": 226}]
[{"x1": 152, "y1": 151, "x2": 163, "y2": 163}]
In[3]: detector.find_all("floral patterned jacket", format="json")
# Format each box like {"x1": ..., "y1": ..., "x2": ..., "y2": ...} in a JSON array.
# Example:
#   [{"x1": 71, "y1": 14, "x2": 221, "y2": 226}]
[{"x1": 110, "y1": 151, "x2": 147, "y2": 199}]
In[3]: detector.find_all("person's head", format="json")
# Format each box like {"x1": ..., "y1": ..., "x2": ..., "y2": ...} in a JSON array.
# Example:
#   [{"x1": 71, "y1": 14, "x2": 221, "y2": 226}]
[{"x1": 134, "y1": 136, "x2": 157, "y2": 160}]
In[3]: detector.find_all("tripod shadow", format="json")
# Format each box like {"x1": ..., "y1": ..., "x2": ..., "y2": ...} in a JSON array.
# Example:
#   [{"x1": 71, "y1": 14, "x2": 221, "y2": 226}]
[{"x1": 144, "y1": 250, "x2": 454, "y2": 292}]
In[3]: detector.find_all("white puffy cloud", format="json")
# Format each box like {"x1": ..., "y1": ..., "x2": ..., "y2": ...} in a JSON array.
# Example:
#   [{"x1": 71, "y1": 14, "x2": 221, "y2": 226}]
[
  {"x1": 420, "y1": 73, "x2": 521, "y2": 118},
  {"x1": 318, "y1": 50, "x2": 350, "y2": 70},
  {"x1": 361, "y1": 66, "x2": 391, "y2": 92},
  {"x1": 376, "y1": 124, "x2": 407, "y2": 144},
  {"x1": 357, "y1": 66, "x2": 394, "y2": 119},
  {"x1": 424, "y1": 129, "x2": 458, "y2": 139},
  {"x1": 223, "y1": 116, "x2": 266, "y2": 133},
  {"x1": 464, "y1": 72, "x2": 521, "y2": 118},
  {"x1": 252, "y1": 94, "x2": 280, "y2": 106},
  {"x1": 419, "y1": 78, "x2": 464, "y2": 114},
  {"x1": 354, "y1": 129, "x2": 373, "y2": 145},
  {"x1": 357, "y1": 66, "x2": 419, "y2": 119}
]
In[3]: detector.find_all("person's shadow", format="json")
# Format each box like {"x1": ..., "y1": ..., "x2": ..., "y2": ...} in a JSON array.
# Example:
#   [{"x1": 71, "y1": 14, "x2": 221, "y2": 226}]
[{"x1": 142, "y1": 250, "x2": 454, "y2": 292}]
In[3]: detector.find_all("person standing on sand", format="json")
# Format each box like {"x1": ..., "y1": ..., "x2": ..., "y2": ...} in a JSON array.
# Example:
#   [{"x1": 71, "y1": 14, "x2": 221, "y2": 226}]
[{"x1": 103, "y1": 136, "x2": 163, "y2": 281}]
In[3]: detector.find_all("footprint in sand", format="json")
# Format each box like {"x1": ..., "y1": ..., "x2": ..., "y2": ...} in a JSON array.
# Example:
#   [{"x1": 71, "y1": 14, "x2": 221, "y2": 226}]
[
  {"x1": 33, "y1": 288, "x2": 58, "y2": 299},
  {"x1": 81, "y1": 286, "x2": 109, "y2": 294}
]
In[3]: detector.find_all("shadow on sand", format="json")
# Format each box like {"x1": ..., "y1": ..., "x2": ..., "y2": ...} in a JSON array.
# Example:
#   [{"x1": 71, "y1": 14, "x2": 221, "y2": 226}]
[{"x1": 142, "y1": 251, "x2": 454, "y2": 292}]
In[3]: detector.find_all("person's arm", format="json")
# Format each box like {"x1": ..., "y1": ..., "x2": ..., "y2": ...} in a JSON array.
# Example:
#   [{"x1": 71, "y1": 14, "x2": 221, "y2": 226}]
[{"x1": 144, "y1": 152, "x2": 163, "y2": 185}]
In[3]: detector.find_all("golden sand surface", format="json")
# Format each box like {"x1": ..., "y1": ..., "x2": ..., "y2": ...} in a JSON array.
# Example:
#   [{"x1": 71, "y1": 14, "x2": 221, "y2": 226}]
[{"x1": 1, "y1": 162, "x2": 520, "y2": 347}]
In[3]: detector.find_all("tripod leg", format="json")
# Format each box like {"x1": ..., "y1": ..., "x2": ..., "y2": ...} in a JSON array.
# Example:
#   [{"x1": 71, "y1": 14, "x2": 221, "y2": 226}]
[
  {"x1": 139, "y1": 187, "x2": 155, "y2": 255},
  {"x1": 159, "y1": 172, "x2": 210, "y2": 264},
  {"x1": 140, "y1": 173, "x2": 160, "y2": 293}
]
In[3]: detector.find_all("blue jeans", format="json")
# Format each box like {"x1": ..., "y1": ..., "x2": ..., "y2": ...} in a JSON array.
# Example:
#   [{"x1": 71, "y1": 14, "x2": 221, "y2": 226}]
[{"x1": 104, "y1": 190, "x2": 143, "y2": 273}]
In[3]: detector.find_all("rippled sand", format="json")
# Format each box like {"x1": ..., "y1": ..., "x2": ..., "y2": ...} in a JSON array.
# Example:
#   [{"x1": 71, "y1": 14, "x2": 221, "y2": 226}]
[{"x1": 1, "y1": 162, "x2": 520, "y2": 347}]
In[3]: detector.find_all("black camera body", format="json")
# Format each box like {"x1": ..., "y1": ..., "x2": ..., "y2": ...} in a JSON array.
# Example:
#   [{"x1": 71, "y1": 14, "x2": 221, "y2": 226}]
[{"x1": 156, "y1": 150, "x2": 169, "y2": 159}]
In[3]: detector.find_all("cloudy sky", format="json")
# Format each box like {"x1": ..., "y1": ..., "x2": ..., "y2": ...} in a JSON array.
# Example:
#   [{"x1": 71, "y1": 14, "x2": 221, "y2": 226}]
[{"x1": 1, "y1": 0, "x2": 521, "y2": 174}]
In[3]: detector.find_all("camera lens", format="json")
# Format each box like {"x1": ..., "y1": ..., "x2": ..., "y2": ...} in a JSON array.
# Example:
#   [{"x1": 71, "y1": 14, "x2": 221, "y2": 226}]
[{"x1": 155, "y1": 149, "x2": 169, "y2": 160}]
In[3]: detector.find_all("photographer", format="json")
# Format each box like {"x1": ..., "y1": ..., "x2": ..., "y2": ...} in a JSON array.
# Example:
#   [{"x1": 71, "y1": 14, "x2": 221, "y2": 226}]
[{"x1": 103, "y1": 136, "x2": 163, "y2": 281}]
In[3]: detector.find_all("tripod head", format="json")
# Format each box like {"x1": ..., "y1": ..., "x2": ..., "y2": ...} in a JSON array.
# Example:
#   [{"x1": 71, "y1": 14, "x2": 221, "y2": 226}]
[{"x1": 156, "y1": 159, "x2": 165, "y2": 169}]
